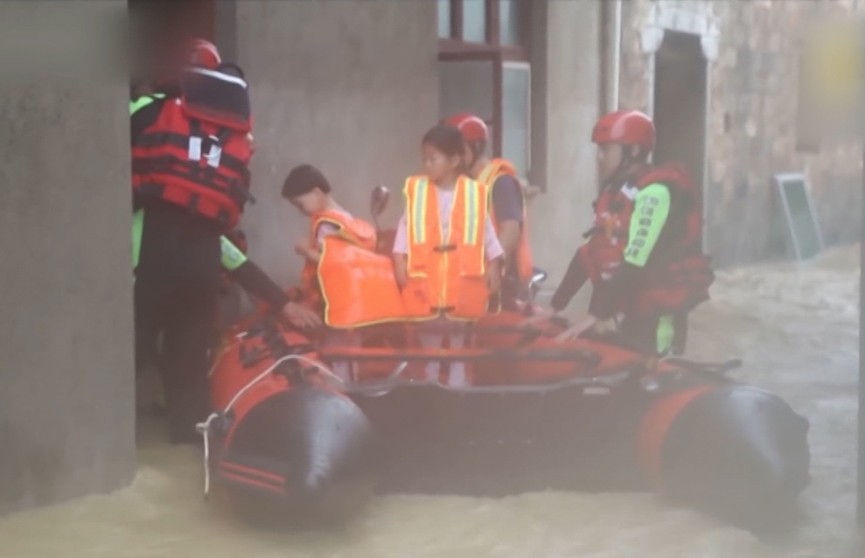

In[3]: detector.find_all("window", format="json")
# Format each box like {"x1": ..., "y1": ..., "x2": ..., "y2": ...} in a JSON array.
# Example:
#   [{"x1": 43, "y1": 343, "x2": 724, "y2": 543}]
[
  {"x1": 462, "y1": 0, "x2": 487, "y2": 42},
  {"x1": 437, "y1": 0, "x2": 451, "y2": 39},
  {"x1": 437, "y1": 0, "x2": 532, "y2": 177},
  {"x1": 501, "y1": 61, "x2": 530, "y2": 173}
]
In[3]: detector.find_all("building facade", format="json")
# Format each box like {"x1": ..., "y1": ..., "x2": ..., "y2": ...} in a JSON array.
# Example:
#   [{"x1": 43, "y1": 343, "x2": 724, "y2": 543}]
[{"x1": 212, "y1": 0, "x2": 863, "y2": 283}]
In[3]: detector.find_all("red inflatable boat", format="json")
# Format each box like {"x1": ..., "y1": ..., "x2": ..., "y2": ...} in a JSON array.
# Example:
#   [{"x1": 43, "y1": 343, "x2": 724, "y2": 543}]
[{"x1": 201, "y1": 188, "x2": 810, "y2": 533}]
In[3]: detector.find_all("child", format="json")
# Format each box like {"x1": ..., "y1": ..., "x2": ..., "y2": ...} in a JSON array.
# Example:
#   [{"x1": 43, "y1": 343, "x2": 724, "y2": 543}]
[
  {"x1": 281, "y1": 164, "x2": 373, "y2": 382},
  {"x1": 392, "y1": 125, "x2": 504, "y2": 387}
]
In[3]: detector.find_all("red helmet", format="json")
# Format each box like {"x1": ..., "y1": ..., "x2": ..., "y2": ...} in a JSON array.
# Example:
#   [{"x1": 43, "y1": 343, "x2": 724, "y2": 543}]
[
  {"x1": 445, "y1": 112, "x2": 489, "y2": 143},
  {"x1": 188, "y1": 38, "x2": 221, "y2": 69},
  {"x1": 591, "y1": 110, "x2": 655, "y2": 150}
]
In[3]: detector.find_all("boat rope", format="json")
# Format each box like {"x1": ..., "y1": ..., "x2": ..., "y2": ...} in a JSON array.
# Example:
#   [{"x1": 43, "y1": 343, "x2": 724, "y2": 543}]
[
  {"x1": 195, "y1": 352, "x2": 344, "y2": 499},
  {"x1": 343, "y1": 367, "x2": 635, "y2": 397},
  {"x1": 195, "y1": 412, "x2": 221, "y2": 499}
]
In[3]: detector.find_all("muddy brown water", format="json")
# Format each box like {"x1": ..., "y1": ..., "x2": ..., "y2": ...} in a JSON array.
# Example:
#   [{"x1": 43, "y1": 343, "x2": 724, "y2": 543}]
[{"x1": 0, "y1": 246, "x2": 859, "y2": 557}]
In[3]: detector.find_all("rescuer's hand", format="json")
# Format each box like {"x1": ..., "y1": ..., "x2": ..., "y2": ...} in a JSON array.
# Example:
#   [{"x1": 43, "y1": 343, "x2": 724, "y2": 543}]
[
  {"x1": 519, "y1": 178, "x2": 543, "y2": 201},
  {"x1": 523, "y1": 306, "x2": 556, "y2": 325},
  {"x1": 590, "y1": 317, "x2": 618, "y2": 335},
  {"x1": 554, "y1": 316, "x2": 597, "y2": 342},
  {"x1": 281, "y1": 301, "x2": 322, "y2": 329}
]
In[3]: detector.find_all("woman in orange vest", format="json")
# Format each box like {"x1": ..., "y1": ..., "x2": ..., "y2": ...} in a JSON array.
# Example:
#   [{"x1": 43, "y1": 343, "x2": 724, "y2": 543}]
[{"x1": 393, "y1": 125, "x2": 504, "y2": 386}]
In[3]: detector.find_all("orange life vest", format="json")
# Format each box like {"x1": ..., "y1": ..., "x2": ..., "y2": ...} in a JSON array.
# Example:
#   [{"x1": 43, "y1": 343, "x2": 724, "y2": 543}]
[
  {"x1": 300, "y1": 211, "x2": 376, "y2": 306},
  {"x1": 298, "y1": 211, "x2": 405, "y2": 328},
  {"x1": 317, "y1": 236, "x2": 408, "y2": 328},
  {"x1": 477, "y1": 158, "x2": 534, "y2": 283},
  {"x1": 401, "y1": 175, "x2": 490, "y2": 321}
]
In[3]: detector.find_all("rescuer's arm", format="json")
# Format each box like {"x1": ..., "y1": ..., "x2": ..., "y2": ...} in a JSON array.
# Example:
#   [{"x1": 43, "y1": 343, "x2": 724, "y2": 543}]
[
  {"x1": 130, "y1": 94, "x2": 165, "y2": 135},
  {"x1": 220, "y1": 236, "x2": 321, "y2": 328},
  {"x1": 296, "y1": 222, "x2": 340, "y2": 263},
  {"x1": 491, "y1": 175, "x2": 524, "y2": 261},
  {"x1": 130, "y1": 96, "x2": 168, "y2": 260},
  {"x1": 589, "y1": 183, "x2": 671, "y2": 320},
  {"x1": 483, "y1": 211, "x2": 505, "y2": 294},
  {"x1": 220, "y1": 236, "x2": 287, "y2": 307},
  {"x1": 549, "y1": 248, "x2": 590, "y2": 313},
  {"x1": 295, "y1": 244, "x2": 322, "y2": 262}
]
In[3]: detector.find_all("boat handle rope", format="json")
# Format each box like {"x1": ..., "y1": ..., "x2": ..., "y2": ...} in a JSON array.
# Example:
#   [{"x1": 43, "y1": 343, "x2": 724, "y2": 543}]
[
  {"x1": 351, "y1": 361, "x2": 411, "y2": 397},
  {"x1": 195, "y1": 353, "x2": 345, "y2": 499},
  {"x1": 343, "y1": 368, "x2": 635, "y2": 397}
]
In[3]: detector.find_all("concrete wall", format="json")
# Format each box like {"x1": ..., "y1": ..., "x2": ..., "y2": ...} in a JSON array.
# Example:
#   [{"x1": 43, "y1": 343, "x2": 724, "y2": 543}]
[
  {"x1": 233, "y1": 0, "x2": 439, "y2": 285},
  {"x1": 0, "y1": 0, "x2": 135, "y2": 515},
  {"x1": 619, "y1": 0, "x2": 863, "y2": 267},
  {"x1": 528, "y1": 0, "x2": 601, "y2": 308}
]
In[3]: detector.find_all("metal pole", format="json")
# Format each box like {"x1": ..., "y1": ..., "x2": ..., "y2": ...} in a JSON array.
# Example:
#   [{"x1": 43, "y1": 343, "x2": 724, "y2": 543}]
[{"x1": 859, "y1": 140, "x2": 865, "y2": 527}]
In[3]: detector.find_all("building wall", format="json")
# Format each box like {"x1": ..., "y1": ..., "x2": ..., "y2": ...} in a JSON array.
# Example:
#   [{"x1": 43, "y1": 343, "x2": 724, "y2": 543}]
[
  {"x1": 619, "y1": 0, "x2": 862, "y2": 267},
  {"x1": 528, "y1": 0, "x2": 602, "y2": 294},
  {"x1": 227, "y1": 0, "x2": 861, "y2": 281},
  {"x1": 233, "y1": 0, "x2": 439, "y2": 285},
  {"x1": 0, "y1": 0, "x2": 135, "y2": 515},
  {"x1": 226, "y1": 0, "x2": 602, "y2": 298}
]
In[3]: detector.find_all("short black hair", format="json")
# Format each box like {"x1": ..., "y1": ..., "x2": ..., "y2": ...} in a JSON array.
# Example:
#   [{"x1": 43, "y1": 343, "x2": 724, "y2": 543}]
[
  {"x1": 281, "y1": 164, "x2": 332, "y2": 199},
  {"x1": 422, "y1": 124, "x2": 465, "y2": 159}
]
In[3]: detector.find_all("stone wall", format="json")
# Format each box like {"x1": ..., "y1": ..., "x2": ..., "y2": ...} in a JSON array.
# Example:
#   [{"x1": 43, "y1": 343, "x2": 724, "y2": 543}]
[{"x1": 619, "y1": 0, "x2": 862, "y2": 266}]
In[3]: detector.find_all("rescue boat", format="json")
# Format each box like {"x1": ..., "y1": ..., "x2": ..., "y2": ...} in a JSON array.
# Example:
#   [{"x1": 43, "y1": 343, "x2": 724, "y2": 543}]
[
  {"x1": 202, "y1": 187, "x2": 810, "y2": 534},
  {"x1": 199, "y1": 318, "x2": 378, "y2": 528}
]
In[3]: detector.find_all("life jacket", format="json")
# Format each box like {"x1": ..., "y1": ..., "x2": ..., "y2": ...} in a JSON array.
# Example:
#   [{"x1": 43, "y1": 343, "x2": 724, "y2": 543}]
[
  {"x1": 317, "y1": 236, "x2": 408, "y2": 328},
  {"x1": 578, "y1": 163, "x2": 714, "y2": 318},
  {"x1": 300, "y1": 210, "x2": 377, "y2": 302},
  {"x1": 477, "y1": 158, "x2": 534, "y2": 284},
  {"x1": 131, "y1": 65, "x2": 254, "y2": 230},
  {"x1": 401, "y1": 175, "x2": 490, "y2": 321}
]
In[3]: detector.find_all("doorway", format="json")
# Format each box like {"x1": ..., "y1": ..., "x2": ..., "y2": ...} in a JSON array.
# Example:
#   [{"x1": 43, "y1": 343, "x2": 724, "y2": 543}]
[
  {"x1": 652, "y1": 30, "x2": 709, "y2": 248},
  {"x1": 128, "y1": 0, "x2": 215, "y2": 94},
  {"x1": 126, "y1": 0, "x2": 217, "y2": 429}
]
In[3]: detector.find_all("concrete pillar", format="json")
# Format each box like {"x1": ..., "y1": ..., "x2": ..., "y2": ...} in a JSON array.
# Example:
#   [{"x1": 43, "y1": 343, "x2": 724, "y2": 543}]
[
  {"x1": 0, "y1": 0, "x2": 136, "y2": 514},
  {"x1": 529, "y1": 0, "x2": 601, "y2": 309},
  {"x1": 234, "y1": 0, "x2": 439, "y2": 284}
]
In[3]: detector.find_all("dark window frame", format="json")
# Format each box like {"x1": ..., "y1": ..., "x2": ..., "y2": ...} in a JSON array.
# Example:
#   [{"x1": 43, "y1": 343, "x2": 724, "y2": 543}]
[{"x1": 437, "y1": 0, "x2": 531, "y2": 158}]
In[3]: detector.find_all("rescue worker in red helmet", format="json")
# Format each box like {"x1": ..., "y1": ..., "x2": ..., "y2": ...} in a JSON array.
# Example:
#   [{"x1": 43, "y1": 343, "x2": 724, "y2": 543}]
[
  {"x1": 535, "y1": 110, "x2": 714, "y2": 356},
  {"x1": 131, "y1": 38, "x2": 320, "y2": 443},
  {"x1": 445, "y1": 113, "x2": 534, "y2": 310}
]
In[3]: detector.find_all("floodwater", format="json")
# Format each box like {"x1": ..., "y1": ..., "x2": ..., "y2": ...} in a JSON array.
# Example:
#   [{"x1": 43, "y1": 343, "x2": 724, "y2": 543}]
[{"x1": 0, "y1": 246, "x2": 860, "y2": 557}]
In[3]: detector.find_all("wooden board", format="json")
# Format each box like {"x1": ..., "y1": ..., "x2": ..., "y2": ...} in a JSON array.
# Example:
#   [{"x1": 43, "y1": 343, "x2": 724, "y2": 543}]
[{"x1": 772, "y1": 173, "x2": 824, "y2": 261}]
